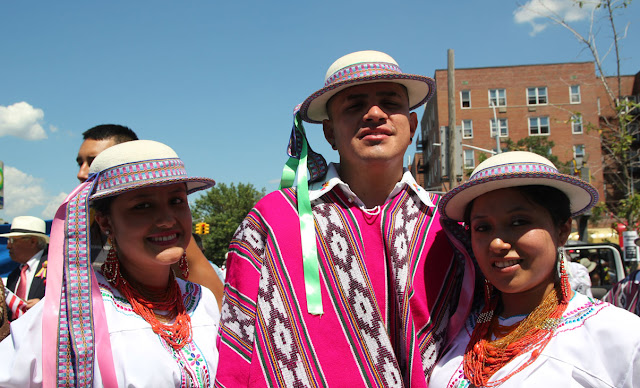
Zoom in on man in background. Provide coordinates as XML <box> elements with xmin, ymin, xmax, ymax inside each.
<box><xmin>76</xmin><ymin>124</ymin><xmax>139</xmax><ymax>183</ymax></box>
<box><xmin>0</xmin><ymin>216</ymin><xmax>49</xmax><ymax>319</ymax></box>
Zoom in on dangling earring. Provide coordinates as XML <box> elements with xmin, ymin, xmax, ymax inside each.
<box><xmin>483</xmin><ymin>278</ymin><xmax>494</xmax><ymax>305</ymax></box>
<box><xmin>179</xmin><ymin>252</ymin><xmax>189</xmax><ymax>279</ymax></box>
<box><xmin>102</xmin><ymin>232</ymin><xmax>123</xmax><ymax>286</ymax></box>
<box><xmin>557</xmin><ymin>250</ymin><xmax>571</xmax><ymax>302</ymax></box>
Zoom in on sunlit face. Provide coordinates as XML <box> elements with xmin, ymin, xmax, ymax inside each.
<box><xmin>469</xmin><ymin>188</ymin><xmax>571</xmax><ymax>297</ymax></box>
<box><xmin>95</xmin><ymin>183</ymin><xmax>192</xmax><ymax>280</ymax></box>
<box><xmin>322</xmin><ymin>82</ymin><xmax>417</xmax><ymax>167</ymax></box>
<box><xmin>76</xmin><ymin>138</ymin><xmax>116</xmax><ymax>182</ymax></box>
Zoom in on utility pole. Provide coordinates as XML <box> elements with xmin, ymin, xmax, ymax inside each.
<box><xmin>490</xmin><ymin>101</ymin><xmax>502</xmax><ymax>154</ymax></box>
<box><xmin>447</xmin><ymin>49</ymin><xmax>459</xmax><ymax>189</ymax></box>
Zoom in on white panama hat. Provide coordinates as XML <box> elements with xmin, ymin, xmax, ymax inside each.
<box><xmin>299</xmin><ymin>50</ymin><xmax>436</xmax><ymax>124</ymax></box>
<box><xmin>439</xmin><ymin>151</ymin><xmax>599</xmax><ymax>221</ymax></box>
<box><xmin>0</xmin><ymin>215</ymin><xmax>49</xmax><ymax>243</ymax></box>
<box><xmin>88</xmin><ymin>139</ymin><xmax>215</xmax><ymax>200</ymax></box>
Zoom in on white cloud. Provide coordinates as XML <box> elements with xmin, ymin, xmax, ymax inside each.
<box><xmin>49</xmin><ymin>125</ymin><xmax>59</xmax><ymax>133</ymax></box>
<box><xmin>41</xmin><ymin>192</ymin><xmax>69</xmax><ymax>220</ymax></box>
<box><xmin>0</xmin><ymin>102</ymin><xmax>47</xmax><ymax>140</ymax></box>
<box><xmin>1</xmin><ymin>166</ymin><xmax>47</xmax><ymax>219</ymax></box>
<box><xmin>514</xmin><ymin>0</ymin><xmax>596</xmax><ymax>36</ymax></box>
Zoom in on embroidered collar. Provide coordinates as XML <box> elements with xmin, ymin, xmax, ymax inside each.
<box><xmin>308</xmin><ymin>163</ymin><xmax>435</xmax><ymax>208</ymax></box>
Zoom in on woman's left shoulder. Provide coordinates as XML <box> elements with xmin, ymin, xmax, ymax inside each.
<box><xmin>560</xmin><ymin>292</ymin><xmax>640</xmax><ymax>336</ymax></box>
<box><xmin>178</xmin><ymin>279</ymin><xmax>220</xmax><ymax>318</ymax></box>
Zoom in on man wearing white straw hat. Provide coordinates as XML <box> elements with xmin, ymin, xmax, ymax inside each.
<box><xmin>216</xmin><ymin>51</ymin><xmax>474</xmax><ymax>387</ymax></box>
<box><xmin>1</xmin><ymin>216</ymin><xmax>49</xmax><ymax>318</ymax></box>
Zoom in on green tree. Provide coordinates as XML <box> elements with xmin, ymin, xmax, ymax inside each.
<box><xmin>191</xmin><ymin>182</ymin><xmax>266</xmax><ymax>266</ymax></box>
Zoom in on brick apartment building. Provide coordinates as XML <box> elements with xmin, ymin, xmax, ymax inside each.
<box><xmin>418</xmin><ymin>61</ymin><xmax>611</xmax><ymax>200</ymax></box>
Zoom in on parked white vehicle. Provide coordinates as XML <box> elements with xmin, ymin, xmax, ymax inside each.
<box><xmin>562</xmin><ymin>243</ymin><xmax>626</xmax><ymax>299</ymax></box>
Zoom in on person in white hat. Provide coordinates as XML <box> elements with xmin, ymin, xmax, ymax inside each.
<box><xmin>215</xmin><ymin>51</ymin><xmax>474</xmax><ymax>387</ymax></box>
<box><xmin>429</xmin><ymin>151</ymin><xmax>640</xmax><ymax>387</ymax></box>
<box><xmin>0</xmin><ymin>140</ymin><xmax>220</xmax><ymax>387</ymax></box>
<box><xmin>0</xmin><ymin>216</ymin><xmax>49</xmax><ymax>318</ymax></box>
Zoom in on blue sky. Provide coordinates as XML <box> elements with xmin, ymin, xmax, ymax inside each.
<box><xmin>1</xmin><ymin>0</ymin><xmax>638</xmax><ymax>221</ymax></box>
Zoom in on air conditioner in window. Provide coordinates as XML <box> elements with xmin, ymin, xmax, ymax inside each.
<box><xmin>528</xmin><ymin>106</ymin><xmax>536</xmax><ymax>112</ymax></box>
<box><xmin>498</xmin><ymin>107</ymin><xmax>507</xmax><ymax>113</ymax></box>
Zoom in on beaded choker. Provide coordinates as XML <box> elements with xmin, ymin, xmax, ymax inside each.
<box><xmin>463</xmin><ymin>273</ymin><xmax>571</xmax><ymax>387</ymax></box>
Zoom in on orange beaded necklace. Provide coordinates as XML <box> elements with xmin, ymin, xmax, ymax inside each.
<box><xmin>463</xmin><ymin>268</ymin><xmax>571</xmax><ymax>387</ymax></box>
<box><xmin>102</xmin><ymin>248</ymin><xmax>192</xmax><ymax>351</ymax></box>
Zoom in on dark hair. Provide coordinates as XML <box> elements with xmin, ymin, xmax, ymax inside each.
<box><xmin>463</xmin><ymin>185</ymin><xmax>571</xmax><ymax>227</ymax></box>
<box><xmin>82</xmin><ymin>124</ymin><xmax>138</xmax><ymax>145</ymax></box>
<box><xmin>91</xmin><ymin>196</ymin><xmax>114</xmax><ymax>215</ymax></box>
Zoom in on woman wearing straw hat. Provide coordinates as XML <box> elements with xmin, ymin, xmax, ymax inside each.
<box><xmin>0</xmin><ymin>140</ymin><xmax>220</xmax><ymax>387</ymax></box>
<box><xmin>429</xmin><ymin>151</ymin><xmax>640</xmax><ymax>387</ymax></box>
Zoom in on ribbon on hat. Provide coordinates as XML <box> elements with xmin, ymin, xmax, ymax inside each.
<box><xmin>285</xmin><ymin>107</ymin><xmax>328</xmax><ymax>183</ymax></box>
<box><xmin>280</xmin><ymin>105</ymin><xmax>326</xmax><ymax>315</ymax></box>
<box><xmin>42</xmin><ymin>175</ymin><xmax>117</xmax><ymax>388</ymax></box>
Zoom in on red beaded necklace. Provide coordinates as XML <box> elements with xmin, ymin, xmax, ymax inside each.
<box><xmin>102</xmin><ymin>254</ymin><xmax>192</xmax><ymax>351</ymax></box>
<box><xmin>463</xmin><ymin>272</ymin><xmax>571</xmax><ymax>387</ymax></box>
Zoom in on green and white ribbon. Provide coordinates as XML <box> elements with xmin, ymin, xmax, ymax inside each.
<box><xmin>280</xmin><ymin>112</ymin><xmax>323</xmax><ymax>315</ymax></box>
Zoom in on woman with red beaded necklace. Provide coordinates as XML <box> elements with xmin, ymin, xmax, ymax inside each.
<box><xmin>0</xmin><ymin>140</ymin><xmax>220</xmax><ymax>387</ymax></box>
<box><xmin>429</xmin><ymin>151</ymin><xmax>640</xmax><ymax>387</ymax></box>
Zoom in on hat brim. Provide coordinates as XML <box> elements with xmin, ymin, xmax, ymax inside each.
<box><xmin>0</xmin><ymin>231</ymin><xmax>50</xmax><ymax>243</ymax></box>
<box><xmin>300</xmin><ymin>74</ymin><xmax>435</xmax><ymax>124</ymax></box>
<box><xmin>440</xmin><ymin>171</ymin><xmax>599</xmax><ymax>222</ymax></box>
<box><xmin>89</xmin><ymin>177</ymin><xmax>215</xmax><ymax>201</ymax></box>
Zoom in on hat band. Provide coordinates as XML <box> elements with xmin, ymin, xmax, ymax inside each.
<box><xmin>324</xmin><ymin>62</ymin><xmax>402</xmax><ymax>87</ymax></box>
<box><xmin>95</xmin><ymin>158</ymin><xmax>187</xmax><ymax>194</ymax></box>
<box><xmin>471</xmin><ymin>162</ymin><xmax>558</xmax><ymax>181</ymax></box>
<box><xmin>9</xmin><ymin>228</ymin><xmax>46</xmax><ymax>234</ymax></box>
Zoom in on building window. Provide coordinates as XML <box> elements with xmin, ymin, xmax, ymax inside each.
<box><xmin>461</xmin><ymin>90</ymin><xmax>471</xmax><ymax>108</ymax></box>
<box><xmin>527</xmin><ymin>87</ymin><xmax>548</xmax><ymax>105</ymax></box>
<box><xmin>574</xmin><ymin>144</ymin><xmax>585</xmax><ymax>159</ymax></box>
<box><xmin>572</xmin><ymin>114</ymin><xmax>583</xmax><ymax>134</ymax></box>
<box><xmin>462</xmin><ymin>120</ymin><xmax>473</xmax><ymax>138</ymax></box>
<box><xmin>490</xmin><ymin>118</ymin><xmax>509</xmax><ymax>137</ymax></box>
<box><xmin>464</xmin><ymin>149</ymin><xmax>475</xmax><ymax>168</ymax></box>
<box><xmin>529</xmin><ymin>117</ymin><xmax>550</xmax><ymax>135</ymax></box>
<box><xmin>489</xmin><ymin>89</ymin><xmax>507</xmax><ymax>107</ymax></box>
<box><xmin>570</xmin><ymin>85</ymin><xmax>581</xmax><ymax>104</ymax></box>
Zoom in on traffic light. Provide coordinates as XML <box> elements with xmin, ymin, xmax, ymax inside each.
<box><xmin>202</xmin><ymin>223</ymin><xmax>210</xmax><ymax>234</ymax></box>
<box><xmin>195</xmin><ymin>222</ymin><xmax>203</xmax><ymax>234</ymax></box>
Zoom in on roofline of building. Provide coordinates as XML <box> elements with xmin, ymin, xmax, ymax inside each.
<box><xmin>434</xmin><ymin>61</ymin><xmax>595</xmax><ymax>73</ymax></box>
<box><xmin>433</xmin><ymin>61</ymin><xmax>638</xmax><ymax>79</ymax></box>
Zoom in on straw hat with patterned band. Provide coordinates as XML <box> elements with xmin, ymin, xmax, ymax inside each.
<box><xmin>0</xmin><ymin>216</ymin><xmax>49</xmax><ymax>243</ymax></box>
<box><xmin>439</xmin><ymin>151</ymin><xmax>599</xmax><ymax>222</ymax></box>
<box><xmin>41</xmin><ymin>139</ymin><xmax>215</xmax><ymax>387</ymax></box>
<box><xmin>88</xmin><ymin>139</ymin><xmax>215</xmax><ymax>201</ymax></box>
<box><xmin>299</xmin><ymin>50</ymin><xmax>436</xmax><ymax>123</ymax></box>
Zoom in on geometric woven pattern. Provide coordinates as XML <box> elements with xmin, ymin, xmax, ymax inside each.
<box><xmin>57</xmin><ymin>178</ymin><xmax>97</xmax><ymax>387</ymax></box>
<box><xmin>91</xmin><ymin>158</ymin><xmax>187</xmax><ymax>199</ymax></box>
<box><xmin>215</xmin><ymin>184</ymin><xmax>469</xmax><ymax>387</ymax></box>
